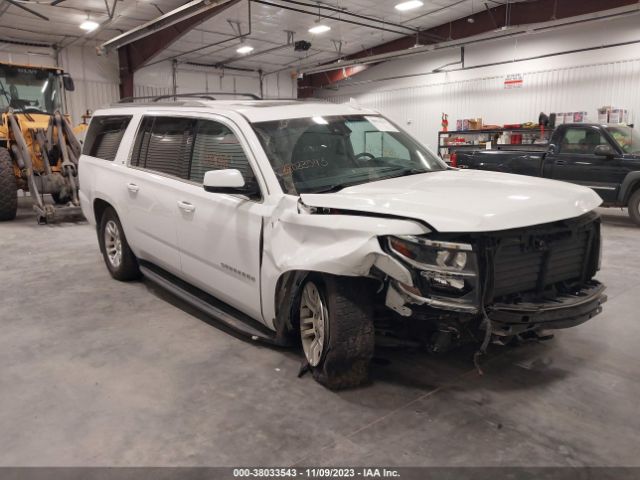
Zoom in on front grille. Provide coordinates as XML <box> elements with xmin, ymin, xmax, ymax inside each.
<box><xmin>492</xmin><ymin>218</ymin><xmax>598</xmax><ymax>300</ymax></box>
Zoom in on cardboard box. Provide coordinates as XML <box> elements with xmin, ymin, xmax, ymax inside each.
<box><xmin>598</xmin><ymin>106</ymin><xmax>611</xmax><ymax>124</ymax></box>
<box><xmin>609</xmin><ymin>108</ymin><xmax>628</xmax><ymax>124</ymax></box>
<box><xmin>573</xmin><ymin>111</ymin><xmax>588</xmax><ymax>123</ymax></box>
<box><xmin>468</xmin><ymin>118</ymin><xmax>483</xmax><ymax>130</ymax></box>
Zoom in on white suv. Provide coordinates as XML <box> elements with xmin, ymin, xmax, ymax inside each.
<box><xmin>79</xmin><ymin>98</ymin><xmax>606</xmax><ymax>389</ymax></box>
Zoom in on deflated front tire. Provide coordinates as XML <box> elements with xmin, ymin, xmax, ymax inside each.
<box><xmin>298</xmin><ymin>274</ymin><xmax>375</xmax><ymax>390</ymax></box>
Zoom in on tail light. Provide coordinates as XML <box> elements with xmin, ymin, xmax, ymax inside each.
<box><xmin>450</xmin><ymin>151</ymin><xmax>458</xmax><ymax>168</ymax></box>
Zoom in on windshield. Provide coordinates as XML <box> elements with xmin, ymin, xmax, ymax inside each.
<box><xmin>0</xmin><ymin>64</ymin><xmax>63</xmax><ymax>114</ymax></box>
<box><xmin>252</xmin><ymin>114</ymin><xmax>446</xmax><ymax>195</ymax></box>
<box><xmin>606</xmin><ymin>125</ymin><xmax>640</xmax><ymax>154</ymax></box>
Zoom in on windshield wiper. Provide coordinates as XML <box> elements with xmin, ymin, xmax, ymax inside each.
<box><xmin>305</xmin><ymin>183</ymin><xmax>350</xmax><ymax>194</ymax></box>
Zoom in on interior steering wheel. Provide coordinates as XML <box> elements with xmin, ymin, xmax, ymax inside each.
<box><xmin>355</xmin><ymin>152</ymin><xmax>376</xmax><ymax>161</ymax></box>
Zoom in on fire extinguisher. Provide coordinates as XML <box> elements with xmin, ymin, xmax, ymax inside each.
<box><xmin>442</xmin><ymin>113</ymin><xmax>449</xmax><ymax>132</ymax></box>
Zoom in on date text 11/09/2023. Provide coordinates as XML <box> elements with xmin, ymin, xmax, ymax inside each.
<box><xmin>232</xmin><ymin>468</ymin><xmax>401</xmax><ymax>478</ymax></box>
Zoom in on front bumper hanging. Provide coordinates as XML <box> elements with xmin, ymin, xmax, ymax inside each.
<box><xmin>488</xmin><ymin>282</ymin><xmax>607</xmax><ymax>335</ymax></box>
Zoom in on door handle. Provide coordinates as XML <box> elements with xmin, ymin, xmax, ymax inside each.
<box><xmin>177</xmin><ymin>200</ymin><xmax>196</xmax><ymax>213</ymax></box>
<box><xmin>127</xmin><ymin>183</ymin><xmax>140</xmax><ymax>193</ymax></box>
<box><xmin>555</xmin><ymin>160</ymin><xmax>567</xmax><ymax>166</ymax></box>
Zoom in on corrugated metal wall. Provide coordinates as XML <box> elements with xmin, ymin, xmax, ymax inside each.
<box><xmin>324</xmin><ymin>58</ymin><xmax>640</xmax><ymax>150</ymax></box>
<box><xmin>68</xmin><ymin>80</ymin><xmax>120</xmax><ymax>125</ymax></box>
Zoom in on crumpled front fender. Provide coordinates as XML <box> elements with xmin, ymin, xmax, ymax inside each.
<box><xmin>260</xmin><ymin>196</ymin><xmax>429</xmax><ymax>329</ymax></box>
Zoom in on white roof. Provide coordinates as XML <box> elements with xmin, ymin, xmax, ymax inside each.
<box><xmin>96</xmin><ymin>100</ymin><xmax>379</xmax><ymax>123</ymax></box>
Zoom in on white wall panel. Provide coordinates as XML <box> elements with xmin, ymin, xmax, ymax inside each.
<box><xmin>320</xmin><ymin>13</ymin><xmax>640</xmax><ymax>150</ymax></box>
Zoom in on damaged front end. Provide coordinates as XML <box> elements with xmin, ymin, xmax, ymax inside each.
<box><xmin>380</xmin><ymin>211</ymin><xmax>606</xmax><ymax>345</ymax></box>
<box><xmin>266</xmin><ymin>197</ymin><xmax>605</xmax><ymax>355</ymax></box>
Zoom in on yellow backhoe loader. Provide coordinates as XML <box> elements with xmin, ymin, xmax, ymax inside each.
<box><xmin>0</xmin><ymin>62</ymin><xmax>85</xmax><ymax>224</ymax></box>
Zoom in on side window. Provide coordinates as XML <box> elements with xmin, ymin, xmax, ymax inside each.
<box><xmin>190</xmin><ymin>120</ymin><xmax>257</xmax><ymax>188</ymax></box>
<box><xmin>83</xmin><ymin>115</ymin><xmax>132</xmax><ymax>161</ymax></box>
<box><xmin>130</xmin><ymin>116</ymin><xmax>196</xmax><ymax>179</ymax></box>
<box><xmin>560</xmin><ymin>128</ymin><xmax>609</xmax><ymax>155</ymax></box>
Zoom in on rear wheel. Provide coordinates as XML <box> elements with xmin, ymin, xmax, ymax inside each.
<box><xmin>298</xmin><ymin>275</ymin><xmax>375</xmax><ymax>390</ymax></box>
<box><xmin>628</xmin><ymin>190</ymin><xmax>640</xmax><ymax>227</ymax></box>
<box><xmin>0</xmin><ymin>149</ymin><xmax>17</xmax><ymax>221</ymax></box>
<box><xmin>98</xmin><ymin>207</ymin><xmax>141</xmax><ymax>281</ymax></box>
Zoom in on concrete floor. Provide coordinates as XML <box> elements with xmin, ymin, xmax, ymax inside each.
<box><xmin>1</xmin><ymin>197</ymin><xmax>639</xmax><ymax>467</ymax></box>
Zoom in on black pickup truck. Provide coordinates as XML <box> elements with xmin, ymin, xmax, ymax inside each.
<box><xmin>454</xmin><ymin>123</ymin><xmax>640</xmax><ymax>226</ymax></box>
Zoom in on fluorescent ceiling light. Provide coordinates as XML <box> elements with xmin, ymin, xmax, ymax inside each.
<box><xmin>308</xmin><ymin>24</ymin><xmax>331</xmax><ymax>34</ymax></box>
<box><xmin>395</xmin><ymin>0</ymin><xmax>423</xmax><ymax>11</ymax></box>
<box><xmin>80</xmin><ymin>20</ymin><xmax>99</xmax><ymax>32</ymax></box>
<box><xmin>236</xmin><ymin>45</ymin><xmax>254</xmax><ymax>54</ymax></box>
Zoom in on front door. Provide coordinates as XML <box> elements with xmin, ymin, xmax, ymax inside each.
<box><xmin>175</xmin><ymin>118</ymin><xmax>267</xmax><ymax>322</ymax></box>
<box><xmin>548</xmin><ymin>126</ymin><xmax>624</xmax><ymax>203</ymax></box>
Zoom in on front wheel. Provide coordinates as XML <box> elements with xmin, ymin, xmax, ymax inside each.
<box><xmin>98</xmin><ymin>207</ymin><xmax>141</xmax><ymax>281</ymax></box>
<box><xmin>0</xmin><ymin>149</ymin><xmax>17</xmax><ymax>221</ymax></box>
<box><xmin>298</xmin><ymin>275</ymin><xmax>375</xmax><ymax>390</ymax></box>
<box><xmin>628</xmin><ymin>190</ymin><xmax>640</xmax><ymax>227</ymax></box>
<box><xmin>51</xmin><ymin>192</ymin><xmax>71</xmax><ymax>205</ymax></box>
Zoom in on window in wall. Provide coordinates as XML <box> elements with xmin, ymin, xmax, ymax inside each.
<box><xmin>560</xmin><ymin>128</ymin><xmax>609</xmax><ymax>155</ymax></box>
<box><xmin>190</xmin><ymin>120</ymin><xmax>257</xmax><ymax>189</ymax></box>
<box><xmin>83</xmin><ymin>115</ymin><xmax>132</xmax><ymax>161</ymax></box>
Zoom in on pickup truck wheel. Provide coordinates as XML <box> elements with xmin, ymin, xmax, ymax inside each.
<box><xmin>98</xmin><ymin>207</ymin><xmax>141</xmax><ymax>281</ymax></box>
<box><xmin>298</xmin><ymin>275</ymin><xmax>375</xmax><ymax>390</ymax></box>
<box><xmin>628</xmin><ymin>190</ymin><xmax>640</xmax><ymax>227</ymax></box>
<box><xmin>0</xmin><ymin>149</ymin><xmax>18</xmax><ymax>221</ymax></box>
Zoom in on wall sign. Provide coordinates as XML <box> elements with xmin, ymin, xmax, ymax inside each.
<box><xmin>504</xmin><ymin>73</ymin><xmax>524</xmax><ymax>89</ymax></box>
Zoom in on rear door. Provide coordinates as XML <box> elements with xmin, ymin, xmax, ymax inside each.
<box><xmin>124</xmin><ymin>115</ymin><xmax>196</xmax><ymax>274</ymax></box>
<box><xmin>175</xmin><ymin>116</ymin><xmax>267</xmax><ymax>322</ymax></box>
<box><xmin>547</xmin><ymin>126</ymin><xmax>624</xmax><ymax>202</ymax></box>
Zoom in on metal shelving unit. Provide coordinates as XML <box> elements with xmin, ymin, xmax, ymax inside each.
<box><xmin>438</xmin><ymin>127</ymin><xmax>551</xmax><ymax>159</ymax></box>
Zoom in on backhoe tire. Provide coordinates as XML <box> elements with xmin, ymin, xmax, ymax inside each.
<box><xmin>297</xmin><ymin>274</ymin><xmax>375</xmax><ymax>390</ymax></box>
<box><xmin>628</xmin><ymin>190</ymin><xmax>640</xmax><ymax>227</ymax></box>
<box><xmin>51</xmin><ymin>192</ymin><xmax>71</xmax><ymax>205</ymax></box>
<box><xmin>98</xmin><ymin>207</ymin><xmax>141</xmax><ymax>281</ymax></box>
<box><xmin>0</xmin><ymin>149</ymin><xmax>18</xmax><ymax>221</ymax></box>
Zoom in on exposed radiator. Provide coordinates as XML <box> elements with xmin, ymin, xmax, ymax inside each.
<box><xmin>492</xmin><ymin>225</ymin><xmax>595</xmax><ymax>300</ymax></box>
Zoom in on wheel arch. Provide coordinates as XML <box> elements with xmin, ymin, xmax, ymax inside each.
<box><xmin>272</xmin><ymin>270</ymin><xmax>310</xmax><ymax>339</ymax></box>
<box><xmin>93</xmin><ymin>197</ymin><xmax>112</xmax><ymax>229</ymax></box>
<box><xmin>272</xmin><ymin>269</ymin><xmax>381</xmax><ymax>340</ymax></box>
<box><xmin>619</xmin><ymin>172</ymin><xmax>640</xmax><ymax>204</ymax></box>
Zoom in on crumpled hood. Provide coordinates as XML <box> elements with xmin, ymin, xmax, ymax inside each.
<box><xmin>300</xmin><ymin>169</ymin><xmax>602</xmax><ymax>232</ymax></box>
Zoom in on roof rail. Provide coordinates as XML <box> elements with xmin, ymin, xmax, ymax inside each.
<box><xmin>117</xmin><ymin>92</ymin><xmax>261</xmax><ymax>103</ymax></box>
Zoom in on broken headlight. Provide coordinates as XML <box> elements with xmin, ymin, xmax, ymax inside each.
<box><xmin>387</xmin><ymin>235</ymin><xmax>478</xmax><ymax>297</ymax></box>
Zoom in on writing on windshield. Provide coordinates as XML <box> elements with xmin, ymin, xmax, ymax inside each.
<box><xmin>252</xmin><ymin>115</ymin><xmax>446</xmax><ymax>195</ymax></box>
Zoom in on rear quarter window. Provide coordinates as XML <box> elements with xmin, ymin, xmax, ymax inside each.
<box><xmin>83</xmin><ymin>115</ymin><xmax>132</xmax><ymax>161</ymax></box>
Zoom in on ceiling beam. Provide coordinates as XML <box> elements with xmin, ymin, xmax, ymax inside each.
<box><xmin>298</xmin><ymin>0</ymin><xmax>640</xmax><ymax>95</ymax></box>
<box><xmin>116</xmin><ymin>0</ymin><xmax>241</xmax><ymax>99</ymax></box>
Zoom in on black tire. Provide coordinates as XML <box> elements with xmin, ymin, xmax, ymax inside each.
<box><xmin>51</xmin><ymin>192</ymin><xmax>71</xmax><ymax>205</ymax></box>
<box><xmin>298</xmin><ymin>275</ymin><xmax>375</xmax><ymax>390</ymax></box>
<box><xmin>98</xmin><ymin>207</ymin><xmax>141</xmax><ymax>281</ymax></box>
<box><xmin>0</xmin><ymin>148</ymin><xmax>17</xmax><ymax>221</ymax></box>
<box><xmin>628</xmin><ymin>190</ymin><xmax>640</xmax><ymax>227</ymax></box>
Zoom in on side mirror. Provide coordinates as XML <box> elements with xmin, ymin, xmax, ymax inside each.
<box><xmin>203</xmin><ymin>169</ymin><xmax>260</xmax><ymax>198</ymax></box>
<box><xmin>62</xmin><ymin>74</ymin><xmax>75</xmax><ymax>92</ymax></box>
<box><xmin>594</xmin><ymin>144</ymin><xmax>615</xmax><ymax>158</ymax></box>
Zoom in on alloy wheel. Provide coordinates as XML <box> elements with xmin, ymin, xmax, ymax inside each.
<box><xmin>299</xmin><ymin>281</ymin><xmax>328</xmax><ymax>367</ymax></box>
